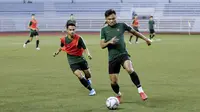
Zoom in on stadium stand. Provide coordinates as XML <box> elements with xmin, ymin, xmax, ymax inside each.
<box><xmin>0</xmin><ymin>0</ymin><xmax>199</xmax><ymax>32</ymax></box>
<box><xmin>164</xmin><ymin>2</ymin><xmax>200</xmax><ymax>16</ymax></box>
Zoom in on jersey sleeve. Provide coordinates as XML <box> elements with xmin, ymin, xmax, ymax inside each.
<box><xmin>29</xmin><ymin>21</ymin><xmax>33</xmax><ymax>26</ymax></box>
<box><xmin>78</xmin><ymin>37</ymin><xmax>86</xmax><ymax>49</ymax></box>
<box><xmin>123</xmin><ymin>22</ymin><xmax>132</xmax><ymax>32</ymax></box>
<box><xmin>60</xmin><ymin>42</ymin><xmax>64</xmax><ymax>47</ymax></box>
<box><xmin>60</xmin><ymin>37</ymin><xmax>65</xmax><ymax>47</ymax></box>
<box><xmin>100</xmin><ymin>28</ymin><xmax>106</xmax><ymax>40</ymax></box>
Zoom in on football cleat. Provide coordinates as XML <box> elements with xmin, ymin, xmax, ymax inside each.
<box><xmin>140</xmin><ymin>92</ymin><xmax>148</xmax><ymax>101</ymax></box>
<box><xmin>89</xmin><ymin>89</ymin><xmax>96</xmax><ymax>96</ymax></box>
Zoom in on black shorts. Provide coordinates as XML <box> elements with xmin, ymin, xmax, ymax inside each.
<box><xmin>109</xmin><ymin>54</ymin><xmax>130</xmax><ymax>74</ymax></box>
<box><xmin>149</xmin><ymin>29</ymin><xmax>155</xmax><ymax>34</ymax></box>
<box><xmin>133</xmin><ymin>27</ymin><xmax>139</xmax><ymax>32</ymax></box>
<box><xmin>70</xmin><ymin>60</ymin><xmax>89</xmax><ymax>73</ymax></box>
<box><xmin>30</xmin><ymin>30</ymin><xmax>39</xmax><ymax>37</ymax></box>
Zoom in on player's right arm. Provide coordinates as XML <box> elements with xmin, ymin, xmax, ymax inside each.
<box><xmin>100</xmin><ymin>28</ymin><xmax>118</xmax><ymax>49</ymax></box>
<box><xmin>28</xmin><ymin>21</ymin><xmax>33</xmax><ymax>30</ymax></box>
<box><xmin>53</xmin><ymin>42</ymin><xmax>64</xmax><ymax>57</ymax></box>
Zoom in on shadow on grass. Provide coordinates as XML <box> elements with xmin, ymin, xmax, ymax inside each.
<box><xmin>129</xmin><ymin>96</ymin><xmax>179</xmax><ymax>108</ymax></box>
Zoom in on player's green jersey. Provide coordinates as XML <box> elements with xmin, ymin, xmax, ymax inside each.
<box><xmin>148</xmin><ymin>20</ymin><xmax>155</xmax><ymax>30</ymax></box>
<box><xmin>64</xmin><ymin>36</ymin><xmax>86</xmax><ymax>65</ymax></box>
<box><xmin>100</xmin><ymin>23</ymin><xmax>132</xmax><ymax>61</ymax></box>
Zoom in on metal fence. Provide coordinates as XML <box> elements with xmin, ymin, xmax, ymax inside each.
<box><xmin>0</xmin><ymin>17</ymin><xmax>198</xmax><ymax>32</ymax></box>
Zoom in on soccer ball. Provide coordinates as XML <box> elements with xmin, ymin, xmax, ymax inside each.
<box><xmin>106</xmin><ymin>97</ymin><xmax>120</xmax><ymax>110</ymax></box>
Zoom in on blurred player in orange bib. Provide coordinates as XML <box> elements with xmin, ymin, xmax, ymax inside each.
<box><xmin>129</xmin><ymin>14</ymin><xmax>140</xmax><ymax>44</ymax></box>
<box><xmin>23</xmin><ymin>14</ymin><xmax>40</xmax><ymax>50</ymax></box>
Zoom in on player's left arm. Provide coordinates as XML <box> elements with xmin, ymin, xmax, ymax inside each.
<box><xmin>153</xmin><ymin>20</ymin><xmax>156</xmax><ymax>28</ymax></box>
<box><xmin>36</xmin><ymin>27</ymin><xmax>39</xmax><ymax>31</ymax></box>
<box><xmin>79</xmin><ymin>37</ymin><xmax>92</xmax><ymax>60</ymax></box>
<box><xmin>36</xmin><ymin>20</ymin><xmax>39</xmax><ymax>31</ymax></box>
<box><xmin>123</xmin><ymin>23</ymin><xmax>151</xmax><ymax>46</ymax></box>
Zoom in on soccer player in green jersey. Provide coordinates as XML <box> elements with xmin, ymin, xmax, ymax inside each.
<box><xmin>148</xmin><ymin>16</ymin><xmax>156</xmax><ymax>40</ymax></box>
<box><xmin>100</xmin><ymin>9</ymin><xmax>151</xmax><ymax>102</ymax></box>
<box><xmin>53</xmin><ymin>20</ymin><xmax>96</xmax><ymax>96</ymax></box>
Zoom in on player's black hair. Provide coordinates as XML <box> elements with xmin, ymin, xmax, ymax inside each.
<box><xmin>150</xmin><ymin>16</ymin><xmax>153</xmax><ymax>18</ymax></box>
<box><xmin>65</xmin><ymin>20</ymin><xmax>76</xmax><ymax>28</ymax></box>
<box><xmin>105</xmin><ymin>9</ymin><xmax>116</xmax><ymax>17</ymax></box>
<box><xmin>31</xmin><ymin>14</ymin><xmax>35</xmax><ymax>16</ymax></box>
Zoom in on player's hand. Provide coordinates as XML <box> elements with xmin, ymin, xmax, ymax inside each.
<box><xmin>53</xmin><ymin>52</ymin><xmax>59</xmax><ymax>57</ymax></box>
<box><xmin>109</xmin><ymin>36</ymin><xmax>119</xmax><ymax>44</ymax></box>
<box><xmin>88</xmin><ymin>54</ymin><xmax>92</xmax><ymax>60</ymax></box>
<box><xmin>145</xmin><ymin>38</ymin><xmax>152</xmax><ymax>46</ymax></box>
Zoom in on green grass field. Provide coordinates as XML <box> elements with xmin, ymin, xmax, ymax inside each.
<box><xmin>0</xmin><ymin>34</ymin><xmax>200</xmax><ymax>112</ymax></box>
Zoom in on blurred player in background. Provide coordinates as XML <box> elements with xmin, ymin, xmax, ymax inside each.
<box><xmin>148</xmin><ymin>16</ymin><xmax>156</xmax><ymax>40</ymax></box>
<box><xmin>129</xmin><ymin>14</ymin><xmax>140</xmax><ymax>44</ymax></box>
<box><xmin>23</xmin><ymin>14</ymin><xmax>40</xmax><ymax>50</ymax></box>
<box><xmin>62</xmin><ymin>14</ymin><xmax>77</xmax><ymax>33</ymax></box>
<box><xmin>69</xmin><ymin>14</ymin><xmax>76</xmax><ymax>24</ymax></box>
<box><xmin>100</xmin><ymin>9</ymin><xmax>151</xmax><ymax>103</ymax></box>
<box><xmin>53</xmin><ymin>20</ymin><xmax>96</xmax><ymax>96</ymax></box>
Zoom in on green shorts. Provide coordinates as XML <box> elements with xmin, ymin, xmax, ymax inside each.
<box><xmin>69</xmin><ymin>60</ymin><xmax>89</xmax><ymax>73</ymax></box>
<box><xmin>30</xmin><ymin>30</ymin><xmax>39</xmax><ymax>37</ymax></box>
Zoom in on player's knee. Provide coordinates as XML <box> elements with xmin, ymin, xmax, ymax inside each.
<box><xmin>76</xmin><ymin>74</ymin><xmax>83</xmax><ymax>79</ymax></box>
<box><xmin>84</xmin><ymin>70</ymin><xmax>91</xmax><ymax>78</ymax></box>
<box><xmin>126</xmin><ymin>68</ymin><xmax>134</xmax><ymax>74</ymax></box>
<box><xmin>74</xmin><ymin>70</ymin><xmax>83</xmax><ymax>79</ymax></box>
<box><xmin>110</xmin><ymin>78</ymin><xmax>118</xmax><ymax>84</ymax></box>
<box><xmin>85</xmin><ymin>73</ymin><xmax>91</xmax><ymax>79</ymax></box>
<box><xmin>111</xmin><ymin>81</ymin><xmax>117</xmax><ymax>85</ymax></box>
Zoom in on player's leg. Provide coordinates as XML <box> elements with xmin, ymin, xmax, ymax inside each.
<box><xmin>129</xmin><ymin>34</ymin><xmax>133</xmax><ymax>44</ymax></box>
<box><xmin>109</xmin><ymin>59</ymin><xmax>122</xmax><ymax>102</ymax></box>
<box><xmin>83</xmin><ymin>69</ymin><xmax>92</xmax><ymax>85</ymax></box>
<box><xmin>135</xmin><ymin>37</ymin><xmax>139</xmax><ymax>43</ymax></box>
<box><xmin>122</xmin><ymin>56</ymin><xmax>148</xmax><ymax>101</ymax></box>
<box><xmin>81</xmin><ymin>60</ymin><xmax>92</xmax><ymax>85</ymax></box>
<box><xmin>81</xmin><ymin>60</ymin><xmax>96</xmax><ymax>95</ymax></box>
<box><xmin>83</xmin><ymin>69</ymin><xmax>96</xmax><ymax>95</ymax></box>
<box><xmin>149</xmin><ymin>29</ymin><xmax>152</xmax><ymax>40</ymax></box>
<box><xmin>71</xmin><ymin>63</ymin><xmax>95</xmax><ymax>96</ymax></box>
<box><xmin>35</xmin><ymin>31</ymin><xmax>40</xmax><ymax>50</ymax></box>
<box><xmin>150</xmin><ymin>29</ymin><xmax>155</xmax><ymax>40</ymax></box>
<box><xmin>23</xmin><ymin>32</ymin><xmax>33</xmax><ymax>48</ymax></box>
<box><xmin>151</xmin><ymin>29</ymin><xmax>155</xmax><ymax>39</ymax></box>
<box><xmin>135</xmin><ymin>28</ymin><xmax>139</xmax><ymax>43</ymax></box>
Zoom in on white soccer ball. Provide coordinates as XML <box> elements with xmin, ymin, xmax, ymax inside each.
<box><xmin>106</xmin><ymin>96</ymin><xmax>120</xmax><ymax>110</ymax></box>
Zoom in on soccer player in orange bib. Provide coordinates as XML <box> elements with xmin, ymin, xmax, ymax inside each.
<box><xmin>53</xmin><ymin>20</ymin><xmax>96</xmax><ymax>96</ymax></box>
<box><xmin>23</xmin><ymin>14</ymin><xmax>40</xmax><ymax>50</ymax></box>
<box><xmin>129</xmin><ymin>14</ymin><xmax>140</xmax><ymax>44</ymax></box>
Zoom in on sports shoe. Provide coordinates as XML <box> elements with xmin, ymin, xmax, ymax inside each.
<box><xmin>128</xmin><ymin>41</ymin><xmax>132</xmax><ymax>44</ymax></box>
<box><xmin>89</xmin><ymin>89</ymin><xmax>96</xmax><ymax>96</ymax></box>
<box><xmin>36</xmin><ymin>47</ymin><xmax>40</xmax><ymax>50</ymax></box>
<box><xmin>23</xmin><ymin>44</ymin><xmax>26</xmax><ymax>48</ymax></box>
<box><xmin>140</xmin><ymin>92</ymin><xmax>148</xmax><ymax>101</ymax></box>
<box><xmin>116</xmin><ymin>92</ymin><xmax>122</xmax><ymax>103</ymax></box>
